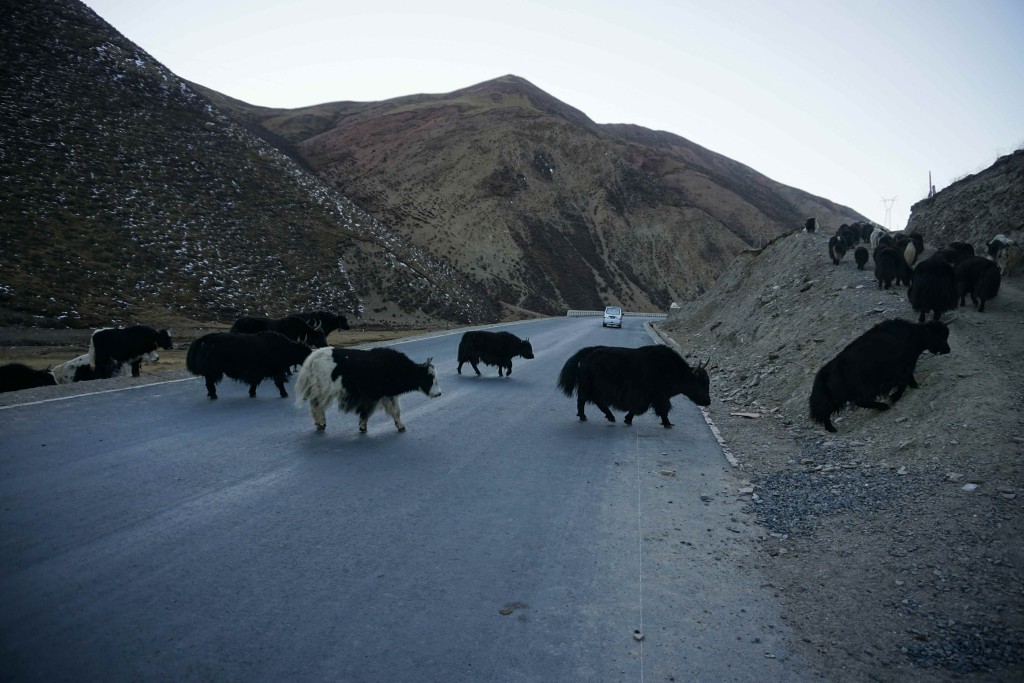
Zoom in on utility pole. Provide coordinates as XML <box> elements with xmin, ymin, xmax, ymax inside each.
<box><xmin>881</xmin><ymin>196</ymin><xmax>897</xmax><ymax>230</ymax></box>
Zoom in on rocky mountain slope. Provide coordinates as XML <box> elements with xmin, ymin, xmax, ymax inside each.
<box><xmin>658</xmin><ymin>205</ymin><xmax>1023</xmax><ymax>679</ymax></box>
<box><xmin>0</xmin><ymin>0</ymin><xmax>498</xmax><ymax>329</ymax></box>
<box><xmin>200</xmin><ymin>75</ymin><xmax>868</xmax><ymax>316</ymax></box>
<box><xmin>907</xmin><ymin>149</ymin><xmax>1024</xmax><ymax>249</ymax></box>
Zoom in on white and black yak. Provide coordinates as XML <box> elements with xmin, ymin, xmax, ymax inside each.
<box><xmin>987</xmin><ymin>234</ymin><xmax>1021</xmax><ymax>277</ymax></box>
<box><xmin>809</xmin><ymin>319</ymin><xmax>950</xmax><ymax>433</ymax></box>
<box><xmin>294</xmin><ymin>347</ymin><xmax>441</xmax><ymax>433</ymax></box>
<box><xmin>955</xmin><ymin>256</ymin><xmax>1001</xmax><ymax>312</ymax></box>
<box><xmin>828</xmin><ymin>235</ymin><xmax>848</xmax><ymax>265</ymax></box>
<box><xmin>0</xmin><ymin>363</ymin><xmax>56</xmax><ymax>393</ymax></box>
<box><xmin>230</xmin><ymin>315</ymin><xmax>328</xmax><ymax>347</ymax></box>
<box><xmin>556</xmin><ymin>345</ymin><xmax>710</xmax><ymax>428</ymax></box>
<box><xmin>186</xmin><ymin>331</ymin><xmax>313</xmax><ymax>399</ymax></box>
<box><xmin>90</xmin><ymin>326</ymin><xmax>173</xmax><ymax>379</ymax></box>
<box><xmin>457</xmin><ymin>330</ymin><xmax>534</xmax><ymax>377</ymax></box>
<box><xmin>54</xmin><ymin>351</ymin><xmax>159</xmax><ymax>384</ymax></box>
<box><xmin>907</xmin><ymin>256</ymin><xmax>958</xmax><ymax>322</ymax></box>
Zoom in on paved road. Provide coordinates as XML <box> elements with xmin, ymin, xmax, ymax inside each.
<box><xmin>0</xmin><ymin>317</ymin><xmax>811</xmax><ymax>681</ymax></box>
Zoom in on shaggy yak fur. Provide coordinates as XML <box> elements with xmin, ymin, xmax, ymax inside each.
<box><xmin>457</xmin><ymin>330</ymin><xmax>535</xmax><ymax>377</ymax></box>
<box><xmin>186</xmin><ymin>331</ymin><xmax>313</xmax><ymax>399</ymax></box>
<box><xmin>809</xmin><ymin>319</ymin><xmax>950</xmax><ymax>433</ymax></box>
<box><xmin>556</xmin><ymin>345</ymin><xmax>711</xmax><ymax>428</ymax></box>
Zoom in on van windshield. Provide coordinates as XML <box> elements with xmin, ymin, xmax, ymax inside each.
<box><xmin>605</xmin><ymin>307</ymin><xmax>621</xmax><ymax>315</ymax></box>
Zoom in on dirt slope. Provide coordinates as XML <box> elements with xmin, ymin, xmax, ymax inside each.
<box><xmin>659</xmin><ymin>230</ymin><xmax>1023</xmax><ymax>681</ymax></box>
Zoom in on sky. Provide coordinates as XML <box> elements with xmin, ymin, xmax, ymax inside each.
<box><xmin>84</xmin><ymin>0</ymin><xmax>1024</xmax><ymax>231</ymax></box>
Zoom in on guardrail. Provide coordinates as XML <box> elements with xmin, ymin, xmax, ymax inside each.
<box><xmin>566</xmin><ymin>310</ymin><xmax>668</xmax><ymax>318</ymax></box>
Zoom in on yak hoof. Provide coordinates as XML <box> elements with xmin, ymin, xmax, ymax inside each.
<box><xmin>207</xmin><ymin>394</ymin><xmax>217</xmax><ymax>400</ymax></box>
<box><xmin>315</xmin><ymin>424</ymin><xmax>326</xmax><ymax>431</ymax></box>
<box><xmin>397</xmin><ymin>426</ymin><xmax>406</xmax><ymax>433</ymax></box>
<box><xmin>578</xmin><ymin>415</ymin><xmax>587</xmax><ymax>422</ymax></box>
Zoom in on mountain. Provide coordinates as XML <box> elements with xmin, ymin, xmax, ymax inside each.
<box><xmin>0</xmin><ymin>0</ymin><xmax>498</xmax><ymax>328</ymax></box>
<box><xmin>906</xmin><ymin>149</ymin><xmax>1024</xmax><ymax>248</ymax></box>
<box><xmin>2</xmin><ymin>0</ymin><xmax>867</xmax><ymax>330</ymax></box>
<box><xmin>199</xmin><ymin>75</ymin><xmax>869</xmax><ymax>315</ymax></box>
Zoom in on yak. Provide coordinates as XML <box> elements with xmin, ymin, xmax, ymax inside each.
<box><xmin>854</xmin><ymin>246</ymin><xmax>869</xmax><ymax>271</ymax></box>
<box><xmin>186</xmin><ymin>331</ymin><xmax>313</xmax><ymax>399</ymax></box>
<box><xmin>457</xmin><ymin>330</ymin><xmax>534</xmax><ymax>377</ymax></box>
<box><xmin>955</xmin><ymin>256</ymin><xmax>1001</xmax><ymax>312</ymax></box>
<box><xmin>828</xmin><ymin>235</ymin><xmax>848</xmax><ymax>265</ymax></box>
<box><xmin>809</xmin><ymin>319</ymin><xmax>950</xmax><ymax>433</ymax></box>
<box><xmin>295</xmin><ymin>347</ymin><xmax>441</xmax><ymax>433</ymax></box>
<box><xmin>873</xmin><ymin>246</ymin><xmax>901</xmax><ymax>289</ymax></box>
<box><xmin>90</xmin><ymin>326</ymin><xmax>173</xmax><ymax>379</ymax></box>
<box><xmin>908</xmin><ymin>256</ymin><xmax>958</xmax><ymax>322</ymax></box>
<box><xmin>557</xmin><ymin>345</ymin><xmax>710</xmax><ymax>428</ymax></box>
<box><xmin>294</xmin><ymin>310</ymin><xmax>351</xmax><ymax>335</ymax></box>
<box><xmin>230</xmin><ymin>315</ymin><xmax>328</xmax><ymax>348</ymax></box>
<box><xmin>0</xmin><ymin>363</ymin><xmax>57</xmax><ymax>393</ymax></box>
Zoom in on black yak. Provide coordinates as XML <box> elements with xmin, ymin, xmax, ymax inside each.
<box><xmin>186</xmin><ymin>331</ymin><xmax>313</xmax><ymax>399</ymax></box>
<box><xmin>0</xmin><ymin>363</ymin><xmax>56</xmax><ymax>393</ymax></box>
<box><xmin>294</xmin><ymin>347</ymin><xmax>441</xmax><ymax>433</ymax></box>
<box><xmin>294</xmin><ymin>310</ymin><xmax>351</xmax><ymax>335</ymax></box>
<box><xmin>90</xmin><ymin>326</ymin><xmax>173</xmax><ymax>379</ymax></box>
<box><xmin>230</xmin><ymin>315</ymin><xmax>328</xmax><ymax>347</ymax></box>
<box><xmin>955</xmin><ymin>256</ymin><xmax>1001</xmax><ymax>312</ymax></box>
<box><xmin>809</xmin><ymin>319</ymin><xmax>950</xmax><ymax>433</ymax></box>
<box><xmin>804</xmin><ymin>217</ymin><xmax>817</xmax><ymax>233</ymax></box>
<box><xmin>907</xmin><ymin>256</ymin><xmax>958</xmax><ymax>322</ymax></box>
<box><xmin>873</xmin><ymin>246</ymin><xmax>901</xmax><ymax>289</ymax></box>
<box><xmin>854</xmin><ymin>246</ymin><xmax>869</xmax><ymax>270</ymax></box>
<box><xmin>556</xmin><ymin>345</ymin><xmax>710</xmax><ymax>428</ymax></box>
<box><xmin>457</xmin><ymin>330</ymin><xmax>534</xmax><ymax>377</ymax></box>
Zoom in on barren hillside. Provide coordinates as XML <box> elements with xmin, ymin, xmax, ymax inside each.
<box><xmin>0</xmin><ymin>0</ymin><xmax>498</xmax><ymax>329</ymax></box>
<box><xmin>202</xmin><ymin>76</ymin><xmax>868</xmax><ymax>316</ymax></box>
<box><xmin>659</xmin><ymin>229</ymin><xmax>1023</xmax><ymax>680</ymax></box>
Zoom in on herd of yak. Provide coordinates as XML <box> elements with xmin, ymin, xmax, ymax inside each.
<box><xmin>808</xmin><ymin>219</ymin><xmax>1019</xmax><ymax>432</ymax></box>
<box><xmin>0</xmin><ymin>311</ymin><xmax>712</xmax><ymax>435</ymax></box>
<box><xmin>1</xmin><ymin>224</ymin><xmax>1018</xmax><ymax>435</ymax></box>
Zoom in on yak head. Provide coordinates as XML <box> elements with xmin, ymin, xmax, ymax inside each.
<box><xmin>419</xmin><ymin>359</ymin><xmax>442</xmax><ymax>398</ymax></box>
<box><xmin>519</xmin><ymin>338</ymin><xmax>535</xmax><ymax>360</ymax></box>
<box><xmin>923</xmin><ymin>321</ymin><xmax>951</xmax><ymax>355</ymax></box>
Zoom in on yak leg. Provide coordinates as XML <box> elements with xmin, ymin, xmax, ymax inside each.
<box><xmin>248</xmin><ymin>381</ymin><xmax>260</xmax><ymax>398</ymax></box>
<box><xmin>653</xmin><ymin>397</ymin><xmax>674</xmax><ymax>428</ymax></box>
<box><xmin>978</xmin><ymin>298</ymin><xmax>986</xmax><ymax>313</ymax></box>
<box><xmin>823</xmin><ymin>416</ymin><xmax>837</xmax><ymax>433</ymax></box>
<box><xmin>918</xmin><ymin>311</ymin><xmax>927</xmax><ymax>323</ymax></box>
<box><xmin>204</xmin><ymin>373</ymin><xmax>220</xmax><ymax>400</ymax></box>
<box><xmin>457</xmin><ymin>361</ymin><xmax>464</xmax><ymax>375</ymax></box>
<box><xmin>381</xmin><ymin>396</ymin><xmax>405</xmax><ymax>432</ymax></box>
<box><xmin>576</xmin><ymin>397</ymin><xmax>588</xmax><ymax>422</ymax></box>
<box><xmin>908</xmin><ymin>374</ymin><xmax>919</xmax><ymax>389</ymax></box>
<box><xmin>358</xmin><ymin>402</ymin><xmax>378</xmax><ymax>433</ymax></box>
<box><xmin>890</xmin><ymin>384</ymin><xmax>908</xmax><ymax>404</ymax></box>
<box><xmin>596</xmin><ymin>403</ymin><xmax>616</xmax><ymax>423</ymax></box>
<box><xmin>130</xmin><ymin>359</ymin><xmax>142</xmax><ymax>377</ymax></box>
<box><xmin>855</xmin><ymin>400</ymin><xmax>890</xmax><ymax>411</ymax></box>
<box><xmin>505</xmin><ymin>361</ymin><xmax>512</xmax><ymax>377</ymax></box>
<box><xmin>471</xmin><ymin>360</ymin><xmax>481</xmax><ymax>377</ymax></box>
<box><xmin>273</xmin><ymin>374</ymin><xmax>289</xmax><ymax>398</ymax></box>
<box><xmin>309</xmin><ymin>398</ymin><xmax>327</xmax><ymax>431</ymax></box>
<box><xmin>497</xmin><ymin>364</ymin><xmax>504</xmax><ymax>377</ymax></box>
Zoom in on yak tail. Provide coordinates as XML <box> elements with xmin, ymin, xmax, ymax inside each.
<box><xmin>185</xmin><ymin>336</ymin><xmax>212</xmax><ymax>376</ymax></box>
<box><xmin>978</xmin><ymin>265</ymin><xmax>1001</xmax><ymax>300</ymax></box>
<box><xmin>557</xmin><ymin>347</ymin><xmax>597</xmax><ymax>397</ymax></box>
<box><xmin>293</xmin><ymin>348</ymin><xmax>337</xmax><ymax>410</ymax></box>
<box><xmin>807</xmin><ymin>367</ymin><xmax>836</xmax><ymax>426</ymax></box>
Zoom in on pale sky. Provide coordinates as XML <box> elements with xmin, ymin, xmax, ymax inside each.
<box><xmin>84</xmin><ymin>0</ymin><xmax>1023</xmax><ymax>231</ymax></box>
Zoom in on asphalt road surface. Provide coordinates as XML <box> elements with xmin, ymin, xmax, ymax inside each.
<box><xmin>1</xmin><ymin>316</ymin><xmax>811</xmax><ymax>681</ymax></box>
